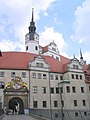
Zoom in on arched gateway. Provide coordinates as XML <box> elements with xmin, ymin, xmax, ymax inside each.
<box><xmin>9</xmin><ymin>97</ymin><xmax>24</xmax><ymax>114</ymax></box>
<box><xmin>4</xmin><ymin>76</ymin><xmax>29</xmax><ymax>114</ymax></box>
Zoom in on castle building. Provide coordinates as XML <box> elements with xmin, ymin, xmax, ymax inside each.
<box><xmin>0</xmin><ymin>9</ymin><xmax>90</xmax><ymax>120</ymax></box>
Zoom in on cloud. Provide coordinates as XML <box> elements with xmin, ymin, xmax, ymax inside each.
<box><xmin>74</xmin><ymin>0</ymin><xmax>90</xmax><ymax>43</ymax></box>
<box><xmin>39</xmin><ymin>27</ymin><xmax>67</xmax><ymax>55</ymax></box>
<box><xmin>0</xmin><ymin>39</ymin><xmax>25</xmax><ymax>52</ymax></box>
<box><xmin>83</xmin><ymin>51</ymin><xmax>90</xmax><ymax>64</ymax></box>
<box><xmin>0</xmin><ymin>0</ymin><xmax>56</xmax><ymax>51</ymax></box>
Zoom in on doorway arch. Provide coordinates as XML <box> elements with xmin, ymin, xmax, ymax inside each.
<box><xmin>9</xmin><ymin>97</ymin><xmax>24</xmax><ymax>114</ymax></box>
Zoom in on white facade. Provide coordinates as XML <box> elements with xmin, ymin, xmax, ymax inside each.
<box><xmin>25</xmin><ymin>32</ymin><xmax>39</xmax><ymax>54</ymax></box>
<box><xmin>41</xmin><ymin>41</ymin><xmax>60</xmax><ymax>61</ymax></box>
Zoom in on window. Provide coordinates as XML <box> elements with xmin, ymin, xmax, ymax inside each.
<box><xmin>0</xmin><ymin>72</ymin><xmax>5</xmax><ymax>77</ymax></box>
<box><xmin>43</xmin><ymin>74</ymin><xmax>47</xmax><ymax>79</ymax></box>
<box><xmin>52</xmin><ymin>47</ymin><xmax>56</xmax><ymax>51</ymax></box>
<box><xmin>74</xmin><ymin>100</ymin><xmax>77</xmax><ymax>106</ymax></box>
<box><xmin>54</xmin><ymin>101</ymin><xmax>58</xmax><ymax>107</ymax></box>
<box><xmin>33</xmin><ymin>86</ymin><xmax>38</xmax><ymax>93</ymax></box>
<box><xmin>56</xmin><ymin>57</ymin><xmax>59</xmax><ymax>60</ymax></box>
<box><xmin>81</xmin><ymin>87</ymin><xmax>84</xmax><ymax>93</ymax></box>
<box><xmin>66</xmin><ymin>86</ymin><xmax>70</xmax><ymax>93</ymax></box>
<box><xmin>37</xmin><ymin>73</ymin><xmax>42</xmax><ymax>79</ymax></box>
<box><xmin>33</xmin><ymin>101</ymin><xmax>38</xmax><ymax>108</ymax></box>
<box><xmin>42</xmin><ymin>87</ymin><xmax>46</xmax><ymax>93</ymax></box>
<box><xmin>75</xmin><ymin>112</ymin><xmax>78</xmax><ymax>116</ymax></box>
<box><xmin>80</xmin><ymin>75</ymin><xmax>82</xmax><ymax>80</ymax></box>
<box><xmin>76</xmin><ymin>65</ymin><xmax>78</xmax><ymax>69</ymax></box>
<box><xmin>56</xmin><ymin>87</ymin><xmax>59</xmax><ymax>94</ymax></box>
<box><xmin>51</xmin><ymin>87</ymin><xmax>54</xmax><ymax>94</ymax></box>
<box><xmin>50</xmin><ymin>74</ymin><xmax>54</xmax><ymax>80</ymax></box>
<box><xmin>82</xmin><ymin>100</ymin><xmax>86</xmax><ymax>106</ymax></box>
<box><xmin>55</xmin><ymin>75</ymin><xmax>58</xmax><ymax>80</ymax></box>
<box><xmin>43</xmin><ymin>101</ymin><xmax>47</xmax><ymax>108</ymax></box>
<box><xmin>71</xmin><ymin>74</ymin><xmax>74</xmax><ymax>79</ymax></box>
<box><xmin>35</xmin><ymin>46</ymin><xmax>38</xmax><ymax>50</ymax></box>
<box><xmin>22</xmin><ymin>72</ymin><xmax>26</xmax><ymax>78</ymax></box>
<box><xmin>87</xmin><ymin>76</ymin><xmax>90</xmax><ymax>81</ymax></box>
<box><xmin>60</xmin><ymin>75</ymin><xmax>63</xmax><ymax>80</ymax></box>
<box><xmin>73</xmin><ymin>65</ymin><xmax>78</xmax><ymax>69</ymax></box>
<box><xmin>55</xmin><ymin>114</ymin><xmax>58</xmax><ymax>118</ymax></box>
<box><xmin>72</xmin><ymin>86</ymin><xmax>76</xmax><ymax>93</ymax></box>
<box><xmin>0</xmin><ymin>82</ymin><xmax>5</xmax><ymax>89</ymax></box>
<box><xmin>11</xmin><ymin>72</ymin><xmax>15</xmax><ymax>77</ymax></box>
<box><xmin>26</xmin><ymin>46</ymin><xmax>28</xmax><ymax>51</ymax></box>
<box><xmin>36</xmin><ymin>63</ymin><xmax>43</xmax><ymax>68</ymax></box>
<box><xmin>76</xmin><ymin>74</ymin><xmax>78</xmax><ymax>79</ymax></box>
<box><xmin>32</xmin><ymin>73</ymin><xmax>36</xmax><ymax>78</ymax></box>
<box><xmin>84</xmin><ymin>112</ymin><xmax>87</xmax><ymax>116</ymax></box>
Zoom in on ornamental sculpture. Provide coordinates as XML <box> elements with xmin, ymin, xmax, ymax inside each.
<box><xmin>5</xmin><ymin>76</ymin><xmax>28</xmax><ymax>89</ymax></box>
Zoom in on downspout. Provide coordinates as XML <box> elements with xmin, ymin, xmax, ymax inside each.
<box><xmin>49</xmin><ymin>72</ymin><xmax>52</xmax><ymax>120</ymax></box>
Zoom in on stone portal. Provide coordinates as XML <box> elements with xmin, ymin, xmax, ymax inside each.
<box><xmin>3</xmin><ymin>76</ymin><xmax>29</xmax><ymax>114</ymax></box>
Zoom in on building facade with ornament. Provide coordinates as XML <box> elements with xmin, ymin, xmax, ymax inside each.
<box><xmin>0</xmin><ymin>9</ymin><xmax>90</xmax><ymax>120</ymax></box>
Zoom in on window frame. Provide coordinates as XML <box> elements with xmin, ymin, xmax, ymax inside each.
<box><xmin>33</xmin><ymin>101</ymin><xmax>38</xmax><ymax>108</ymax></box>
<box><xmin>0</xmin><ymin>71</ymin><xmax>5</xmax><ymax>77</ymax></box>
<box><xmin>51</xmin><ymin>87</ymin><xmax>54</xmax><ymax>94</ymax></box>
<box><xmin>66</xmin><ymin>86</ymin><xmax>70</xmax><ymax>93</ymax></box>
<box><xmin>54</xmin><ymin>101</ymin><xmax>58</xmax><ymax>107</ymax></box>
<box><xmin>42</xmin><ymin>87</ymin><xmax>46</xmax><ymax>93</ymax></box>
<box><xmin>32</xmin><ymin>73</ymin><xmax>36</xmax><ymax>78</ymax></box>
<box><xmin>22</xmin><ymin>72</ymin><xmax>26</xmax><ymax>78</ymax></box>
<box><xmin>72</xmin><ymin>86</ymin><xmax>76</xmax><ymax>93</ymax></box>
<box><xmin>42</xmin><ymin>101</ymin><xmax>47</xmax><ymax>108</ymax></box>
<box><xmin>74</xmin><ymin>100</ymin><xmax>77</xmax><ymax>106</ymax></box>
<box><xmin>33</xmin><ymin>86</ymin><xmax>38</xmax><ymax>93</ymax></box>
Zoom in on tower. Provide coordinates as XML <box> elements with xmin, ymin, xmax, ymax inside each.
<box><xmin>80</xmin><ymin>49</ymin><xmax>86</xmax><ymax>65</ymax></box>
<box><xmin>25</xmin><ymin>8</ymin><xmax>39</xmax><ymax>54</ymax></box>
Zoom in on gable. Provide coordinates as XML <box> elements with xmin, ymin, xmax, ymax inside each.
<box><xmin>29</xmin><ymin>55</ymin><xmax>50</xmax><ymax>71</ymax></box>
<box><xmin>67</xmin><ymin>57</ymin><xmax>83</xmax><ymax>72</ymax></box>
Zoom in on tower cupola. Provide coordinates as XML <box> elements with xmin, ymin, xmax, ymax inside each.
<box><xmin>25</xmin><ymin>8</ymin><xmax>39</xmax><ymax>54</ymax></box>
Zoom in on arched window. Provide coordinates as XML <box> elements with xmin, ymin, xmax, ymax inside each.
<box><xmin>35</xmin><ymin>46</ymin><xmax>38</xmax><ymax>50</ymax></box>
<box><xmin>0</xmin><ymin>81</ymin><xmax>5</xmax><ymax>89</ymax></box>
<box><xmin>26</xmin><ymin>46</ymin><xmax>28</xmax><ymax>51</ymax></box>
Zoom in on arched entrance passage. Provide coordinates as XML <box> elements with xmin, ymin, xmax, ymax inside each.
<box><xmin>9</xmin><ymin>97</ymin><xmax>24</xmax><ymax>114</ymax></box>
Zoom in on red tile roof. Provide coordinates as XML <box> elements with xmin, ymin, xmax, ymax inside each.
<box><xmin>82</xmin><ymin>64</ymin><xmax>90</xmax><ymax>83</ymax></box>
<box><xmin>83</xmin><ymin>64</ymin><xmax>90</xmax><ymax>75</ymax></box>
<box><xmin>0</xmin><ymin>52</ymin><xmax>37</xmax><ymax>69</ymax></box>
<box><xmin>0</xmin><ymin>52</ymin><xmax>70</xmax><ymax>73</ymax></box>
<box><xmin>41</xmin><ymin>45</ymin><xmax>48</xmax><ymax>53</ymax></box>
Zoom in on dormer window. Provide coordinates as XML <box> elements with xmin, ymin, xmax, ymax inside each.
<box><xmin>52</xmin><ymin>47</ymin><xmax>56</xmax><ymax>51</ymax></box>
<box><xmin>73</xmin><ymin>65</ymin><xmax>78</xmax><ymax>69</ymax></box>
<box><xmin>36</xmin><ymin>63</ymin><xmax>43</xmax><ymax>68</ymax></box>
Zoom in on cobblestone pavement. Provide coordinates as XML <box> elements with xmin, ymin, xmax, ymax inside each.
<box><xmin>1</xmin><ymin>114</ymin><xmax>45</xmax><ymax>120</ymax></box>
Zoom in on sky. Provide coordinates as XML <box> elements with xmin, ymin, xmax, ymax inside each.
<box><xmin>0</xmin><ymin>0</ymin><xmax>90</xmax><ymax>63</ymax></box>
